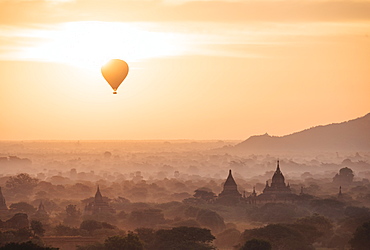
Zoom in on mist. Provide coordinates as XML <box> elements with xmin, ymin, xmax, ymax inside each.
<box><xmin>0</xmin><ymin>140</ymin><xmax>369</xmax><ymax>249</ymax></box>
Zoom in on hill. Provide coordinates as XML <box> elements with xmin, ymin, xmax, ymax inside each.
<box><xmin>232</xmin><ymin>113</ymin><xmax>370</xmax><ymax>153</ymax></box>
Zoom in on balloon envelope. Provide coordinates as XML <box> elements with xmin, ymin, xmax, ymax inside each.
<box><xmin>101</xmin><ymin>59</ymin><xmax>129</xmax><ymax>93</ymax></box>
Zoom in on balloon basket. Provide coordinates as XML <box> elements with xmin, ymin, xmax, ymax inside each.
<box><xmin>113</xmin><ymin>91</ymin><xmax>117</xmax><ymax>94</ymax></box>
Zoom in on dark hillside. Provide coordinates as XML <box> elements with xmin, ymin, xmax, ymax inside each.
<box><xmin>233</xmin><ymin>113</ymin><xmax>370</xmax><ymax>153</ymax></box>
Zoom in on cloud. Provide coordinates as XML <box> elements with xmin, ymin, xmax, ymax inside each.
<box><xmin>1</xmin><ymin>20</ymin><xmax>368</xmax><ymax>64</ymax></box>
<box><xmin>1</xmin><ymin>0</ymin><xmax>370</xmax><ymax>26</ymax></box>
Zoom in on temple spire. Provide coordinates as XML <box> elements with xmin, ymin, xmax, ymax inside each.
<box><xmin>276</xmin><ymin>160</ymin><xmax>281</xmax><ymax>173</ymax></box>
<box><xmin>217</xmin><ymin>169</ymin><xmax>241</xmax><ymax>204</ymax></box>
<box><xmin>338</xmin><ymin>186</ymin><xmax>343</xmax><ymax>198</ymax></box>
<box><xmin>0</xmin><ymin>187</ymin><xmax>7</xmax><ymax>210</ymax></box>
<box><xmin>224</xmin><ymin>169</ymin><xmax>237</xmax><ymax>187</ymax></box>
<box><xmin>95</xmin><ymin>185</ymin><xmax>103</xmax><ymax>202</ymax></box>
<box><xmin>38</xmin><ymin>201</ymin><xmax>45</xmax><ymax>211</ymax></box>
<box><xmin>36</xmin><ymin>200</ymin><xmax>47</xmax><ymax>215</ymax></box>
<box><xmin>252</xmin><ymin>186</ymin><xmax>257</xmax><ymax>197</ymax></box>
<box><xmin>85</xmin><ymin>185</ymin><xmax>116</xmax><ymax>215</ymax></box>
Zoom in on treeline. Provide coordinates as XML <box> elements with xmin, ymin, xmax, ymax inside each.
<box><xmin>1</xmin><ymin>165</ymin><xmax>370</xmax><ymax>249</ymax></box>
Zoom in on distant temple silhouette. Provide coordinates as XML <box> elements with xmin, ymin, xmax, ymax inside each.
<box><xmin>84</xmin><ymin>186</ymin><xmax>115</xmax><ymax>215</ymax></box>
<box><xmin>0</xmin><ymin>187</ymin><xmax>8</xmax><ymax>211</ymax></box>
<box><xmin>338</xmin><ymin>186</ymin><xmax>343</xmax><ymax>199</ymax></box>
<box><xmin>247</xmin><ymin>160</ymin><xmax>297</xmax><ymax>204</ymax></box>
<box><xmin>263</xmin><ymin>160</ymin><xmax>291</xmax><ymax>193</ymax></box>
<box><xmin>216</xmin><ymin>161</ymin><xmax>299</xmax><ymax>205</ymax></box>
<box><xmin>219</xmin><ymin>170</ymin><xmax>241</xmax><ymax>197</ymax></box>
<box><xmin>216</xmin><ymin>170</ymin><xmax>242</xmax><ymax>205</ymax></box>
<box><xmin>35</xmin><ymin>201</ymin><xmax>48</xmax><ymax>216</ymax></box>
<box><xmin>33</xmin><ymin>200</ymin><xmax>50</xmax><ymax>223</ymax></box>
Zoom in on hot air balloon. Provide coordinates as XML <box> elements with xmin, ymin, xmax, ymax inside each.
<box><xmin>101</xmin><ymin>59</ymin><xmax>129</xmax><ymax>94</ymax></box>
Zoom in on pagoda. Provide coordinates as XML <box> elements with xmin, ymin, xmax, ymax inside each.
<box><xmin>84</xmin><ymin>186</ymin><xmax>116</xmax><ymax>215</ymax></box>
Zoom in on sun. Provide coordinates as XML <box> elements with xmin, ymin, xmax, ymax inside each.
<box><xmin>22</xmin><ymin>21</ymin><xmax>182</xmax><ymax>71</ymax></box>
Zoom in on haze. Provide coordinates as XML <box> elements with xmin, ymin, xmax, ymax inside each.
<box><xmin>1</xmin><ymin>139</ymin><xmax>370</xmax><ymax>249</ymax></box>
<box><xmin>1</xmin><ymin>0</ymin><xmax>369</xmax><ymax>140</ymax></box>
<box><xmin>1</xmin><ymin>1</ymin><xmax>370</xmax><ymax>250</ymax></box>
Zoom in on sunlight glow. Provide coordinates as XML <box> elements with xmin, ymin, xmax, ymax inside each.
<box><xmin>2</xmin><ymin>21</ymin><xmax>369</xmax><ymax>71</ymax></box>
<box><xmin>20</xmin><ymin>21</ymin><xmax>184</xmax><ymax>70</ymax></box>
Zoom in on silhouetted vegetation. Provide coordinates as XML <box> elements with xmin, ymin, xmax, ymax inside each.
<box><xmin>78</xmin><ymin>227</ymin><xmax>214</xmax><ymax>250</ymax></box>
<box><xmin>349</xmin><ymin>221</ymin><xmax>370</xmax><ymax>250</ymax></box>
<box><xmin>241</xmin><ymin>238</ymin><xmax>272</xmax><ymax>250</ymax></box>
<box><xmin>0</xmin><ymin>241</ymin><xmax>57</xmax><ymax>250</ymax></box>
<box><xmin>333</xmin><ymin>167</ymin><xmax>354</xmax><ymax>185</ymax></box>
<box><xmin>0</xmin><ymin>141</ymin><xmax>369</xmax><ymax>249</ymax></box>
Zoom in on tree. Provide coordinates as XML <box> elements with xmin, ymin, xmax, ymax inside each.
<box><xmin>344</xmin><ymin>206</ymin><xmax>370</xmax><ymax>218</ymax></box>
<box><xmin>241</xmin><ymin>224</ymin><xmax>313</xmax><ymax>250</ymax></box>
<box><xmin>91</xmin><ymin>222</ymin><xmax>119</xmax><ymax>238</ymax></box>
<box><xmin>80</xmin><ymin>220</ymin><xmax>102</xmax><ymax>235</ymax></box>
<box><xmin>338</xmin><ymin>208</ymin><xmax>370</xmax><ymax>236</ymax></box>
<box><xmin>6</xmin><ymin>173</ymin><xmax>38</xmax><ymax>195</ymax></box>
<box><xmin>76</xmin><ymin>242</ymin><xmax>105</xmax><ymax>250</ymax></box>
<box><xmin>184</xmin><ymin>206</ymin><xmax>201</xmax><ymax>218</ymax></box>
<box><xmin>79</xmin><ymin>220</ymin><xmax>115</xmax><ymax>236</ymax></box>
<box><xmin>104</xmin><ymin>151</ymin><xmax>112</xmax><ymax>158</ymax></box>
<box><xmin>214</xmin><ymin>228</ymin><xmax>241</xmax><ymax>249</ymax></box>
<box><xmin>5</xmin><ymin>213</ymin><xmax>30</xmax><ymax>229</ymax></box>
<box><xmin>247</xmin><ymin>203</ymin><xmax>308</xmax><ymax>223</ymax></box>
<box><xmin>117</xmin><ymin>210</ymin><xmax>127</xmax><ymax>220</ymax></box>
<box><xmin>101</xmin><ymin>222</ymin><xmax>116</xmax><ymax>230</ymax></box>
<box><xmin>135</xmin><ymin>228</ymin><xmax>155</xmax><ymax>249</ymax></box>
<box><xmin>333</xmin><ymin>167</ymin><xmax>354</xmax><ymax>185</ymax></box>
<box><xmin>196</xmin><ymin>209</ymin><xmax>226</xmax><ymax>234</ymax></box>
<box><xmin>54</xmin><ymin>224</ymin><xmax>80</xmax><ymax>236</ymax></box>
<box><xmin>193</xmin><ymin>188</ymin><xmax>216</xmax><ymax>202</ymax></box>
<box><xmin>309</xmin><ymin>199</ymin><xmax>345</xmax><ymax>219</ymax></box>
<box><xmin>172</xmin><ymin>219</ymin><xmax>201</xmax><ymax>228</ymax></box>
<box><xmin>0</xmin><ymin>241</ymin><xmax>57</xmax><ymax>250</ymax></box>
<box><xmin>83</xmin><ymin>211</ymin><xmax>117</xmax><ymax>225</ymax></box>
<box><xmin>31</xmin><ymin>220</ymin><xmax>45</xmax><ymax>237</ymax></box>
<box><xmin>63</xmin><ymin>204</ymin><xmax>81</xmax><ymax>227</ymax></box>
<box><xmin>294</xmin><ymin>214</ymin><xmax>333</xmax><ymax>244</ymax></box>
<box><xmin>153</xmin><ymin>227</ymin><xmax>215</xmax><ymax>250</ymax></box>
<box><xmin>13</xmin><ymin>228</ymin><xmax>33</xmax><ymax>243</ymax></box>
<box><xmin>241</xmin><ymin>238</ymin><xmax>272</xmax><ymax>250</ymax></box>
<box><xmin>66</xmin><ymin>204</ymin><xmax>81</xmax><ymax>217</ymax></box>
<box><xmin>0</xmin><ymin>228</ymin><xmax>32</xmax><ymax>245</ymax></box>
<box><xmin>288</xmin><ymin>223</ymin><xmax>320</xmax><ymax>246</ymax></box>
<box><xmin>340</xmin><ymin>167</ymin><xmax>354</xmax><ymax>177</ymax></box>
<box><xmin>105</xmin><ymin>233</ymin><xmax>144</xmax><ymax>250</ymax></box>
<box><xmin>9</xmin><ymin>202</ymin><xmax>36</xmax><ymax>214</ymax></box>
<box><xmin>349</xmin><ymin>221</ymin><xmax>370</xmax><ymax>250</ymax></box>
<box><xmin>327</xmin><ymin>232</ymin><xmax>352</xmax><ymax>250</ymax></box>
<box><xmin>0</xmin><ymin>231</ymin><xmax>15</xmax><ymax>245</ymax></box>
<box><xmin>128</xmin><ymin>209</ymin><xmax>165</xmax><ymax>228</ymax></box>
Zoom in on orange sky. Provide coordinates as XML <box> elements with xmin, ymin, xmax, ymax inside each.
<box><xmin>0</xmin><ymin>0</ymin><xmax>369</xmax><ymax>140</ymax></box>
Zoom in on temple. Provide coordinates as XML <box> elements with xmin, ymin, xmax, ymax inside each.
<box><xmin>337</xmin><ymin>186</ymin><xmax>343</xmax><ymax>199</ymax></box>
<box><xmin>217</xmin><ymin>170</ymin><xmax>242</xmax><ymax>205</ymax></box>
<box><xmin>84</xmin><ymin>186</ymin><xmax>116</xmax><ymax>215</ymax></box>
<box><xmin>33</xmin><ymin>200</ymin><xmax>50</xmax><ymax>222</ymax></box>
<box><xmin>248</xmin><ymin>160</ymin><xmax>297</xmax><ymax>204</ymax></box>
<box><xmin>0</xmin><ymin>187</ymin><xmax>8</xmax><ymax>211</ymax></box>
<box><xmin>35</xmin><ymin>201</ymin><xmax>48</xmax><ymax>216</ymax></box>
<box><xmin>263</xmin><ymin>160</ymin><xmax>292</xmax><ymax>194</ymax></box>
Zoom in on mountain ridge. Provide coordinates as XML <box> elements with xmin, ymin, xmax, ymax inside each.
<box><xmin>233</xmin><ymin>113</ymin><xmax>370</xmax><ymax>153</ymax></box>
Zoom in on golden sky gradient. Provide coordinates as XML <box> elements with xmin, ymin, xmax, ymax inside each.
<box><xmin>0</xmin><ymin>0</ymin><xmax>369</xmax><ymax>140</ymax></box>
